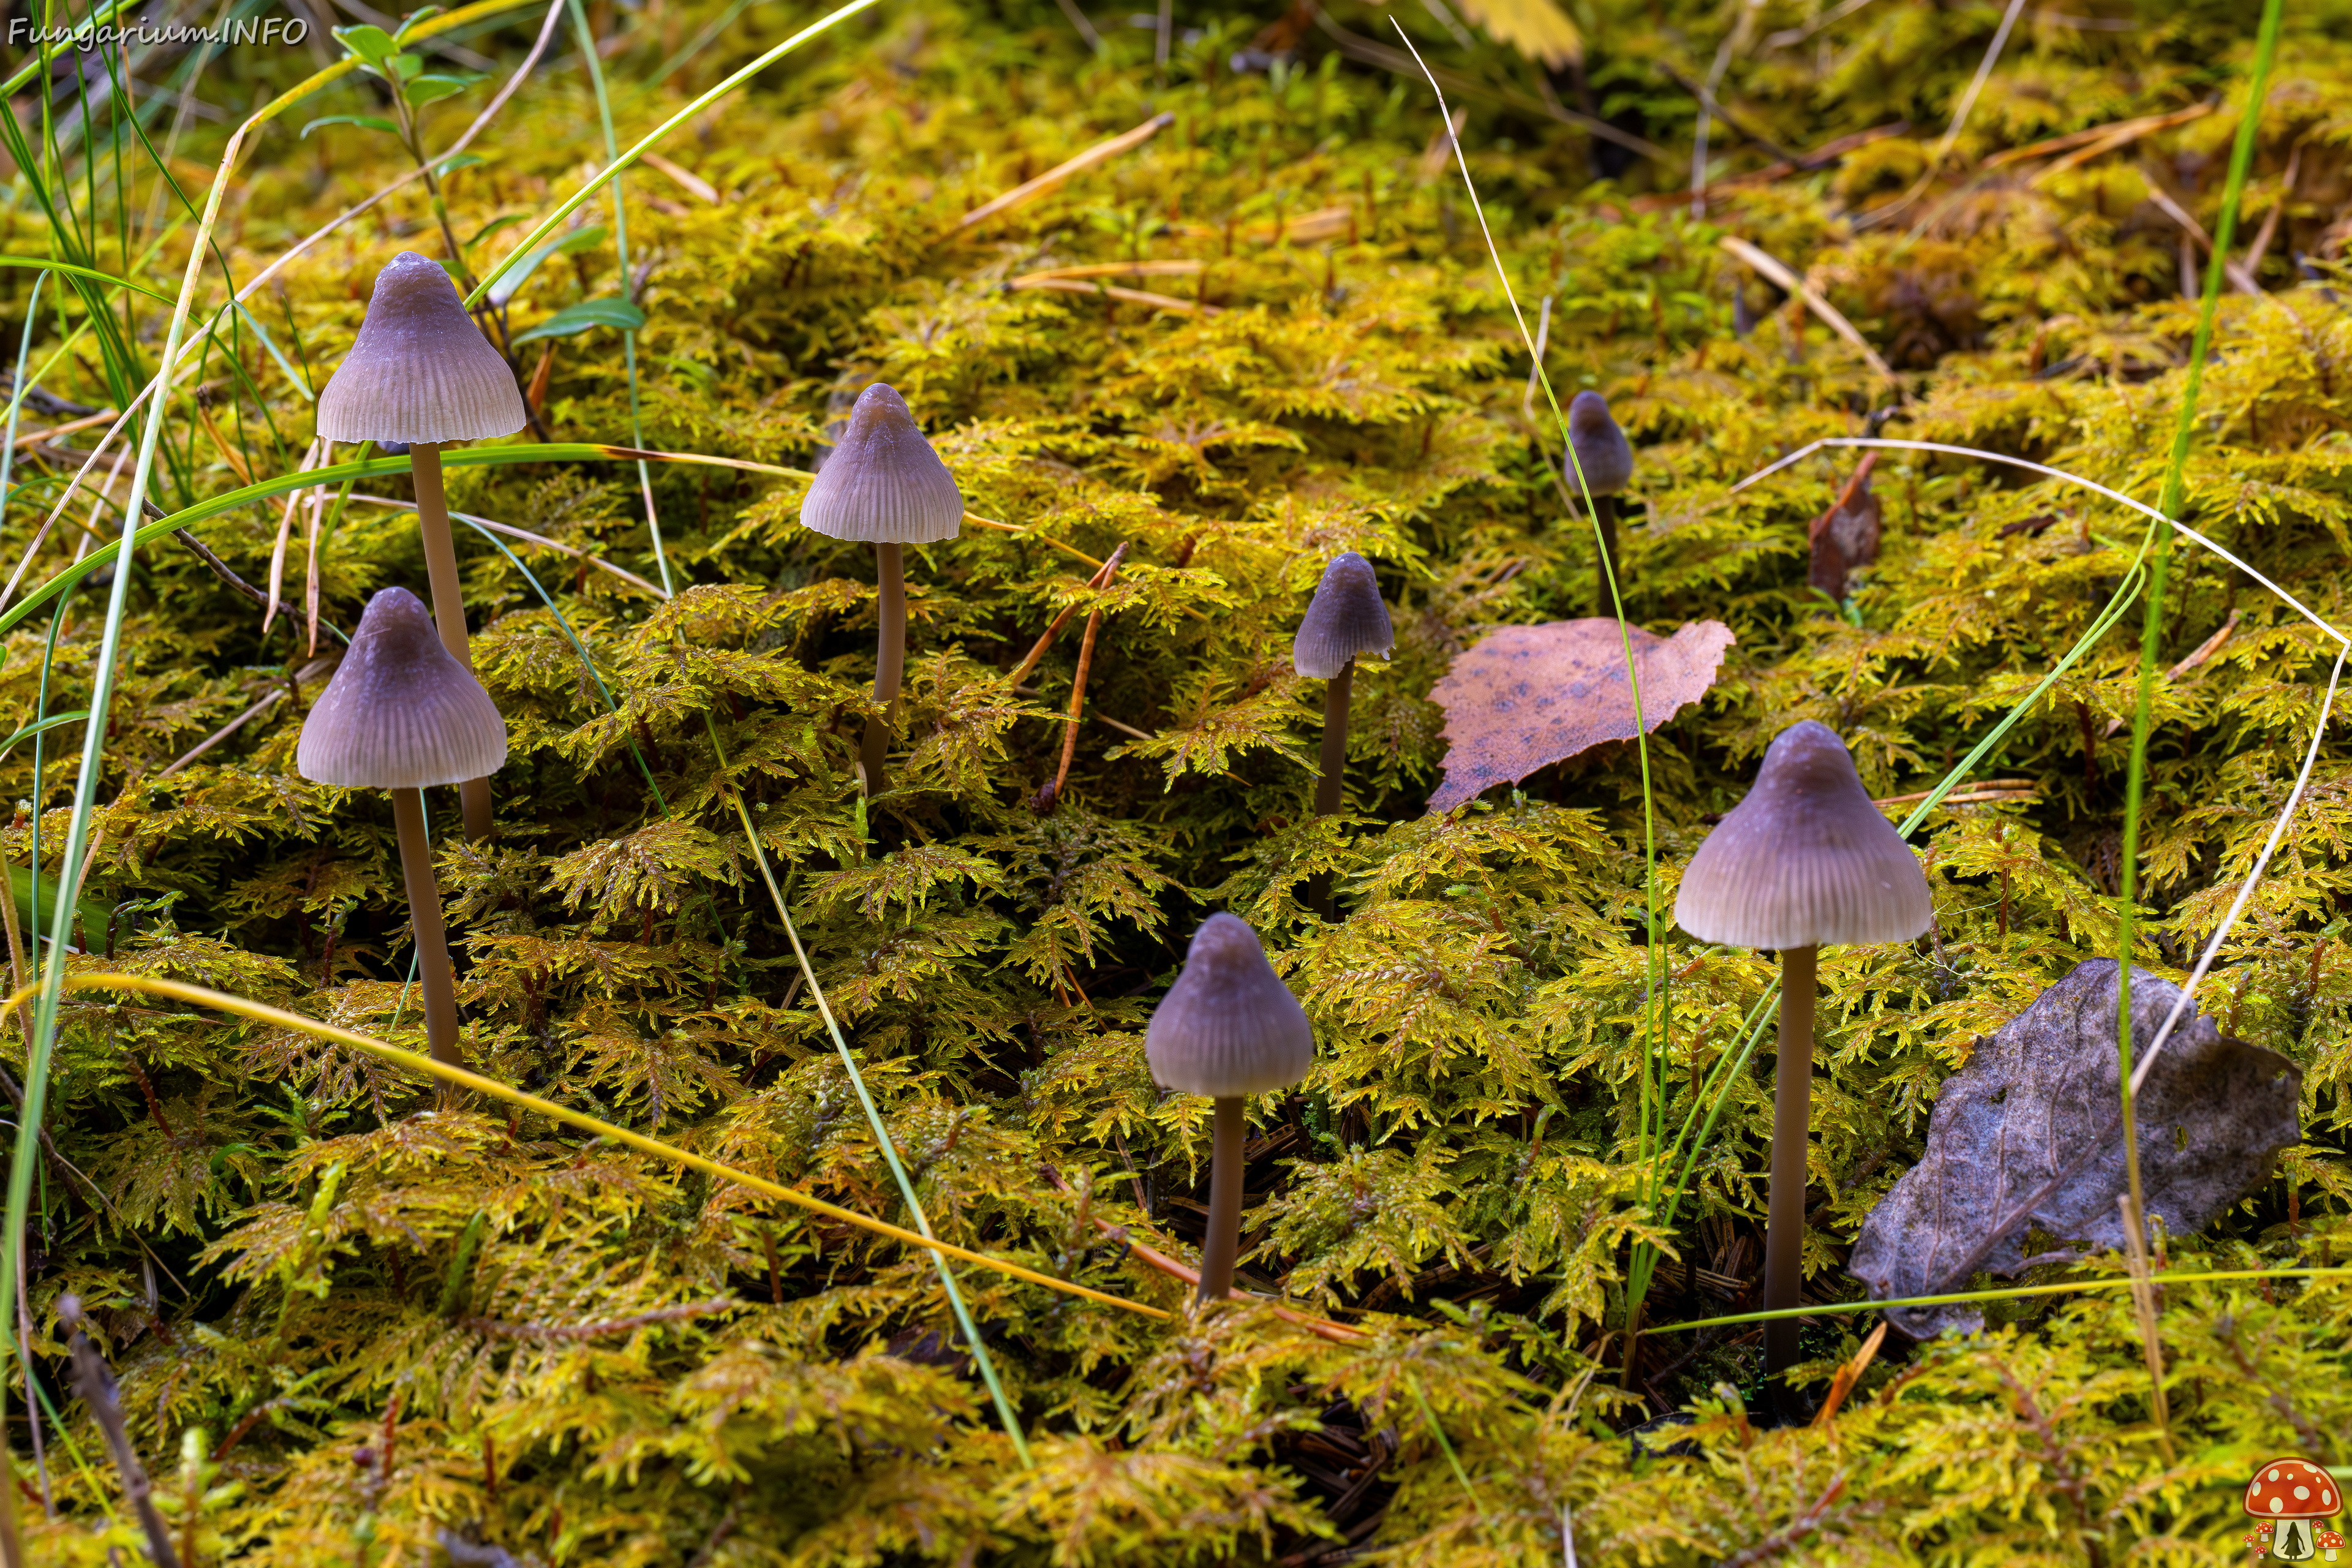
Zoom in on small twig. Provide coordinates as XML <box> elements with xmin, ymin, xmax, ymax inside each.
<box><xmin>2013</xmin><ymin>101</ymin><xmax>2215</xmax><ymax>180</ymax></box>
<box><xmin>59</xmin><ymin>1296</ymin><xmax>181</xmax><ymax>1568</ymax></box>
<box><xmin>1656</xmin><ymin>60</ymin><xmax>1804</xmax><ymax>166</ymax></box>
<box><xmin>1005</xmin><ymin>276</ymin><xmax>1213</xmax><ymax>316</ymax></box>
<box><xmin>2103</xmin><ymin>609</ymin><xmax>2241</xmax><ymax>736</ymax></box>
<box><xmin>2241</xmin><ymin>143</ymin><xmax>2302</xmax><ymax>284</ymax></box>
<box><xmin>1718</xmin><ymin>236</ymin><xmax>1898</xmax><ymax>382</ymax></box>
<box><xmin>157</xmin><ymin>656</ymin><xmax>337</xmax><ymax>780</ymax></box>
<box><xmin>1005</xmin><ymin>543</ymin><xmax>1128</xmax><ymax>688</ymax></box>
<box><xmin>2143</xmin><ymin>186</ymin><xmax>2266</xmax><ymax>294</ymax></box>
<box><xmin>957</xmin><ymin>113</ymin><xmax>1175</xmax><ymax>230</ymax></box>
<box><xmin>1809</xmin><ymin>1321</ymin><xmax>1887</xmax><ymax>1428</ymax></box>
<box><xmin>1717</xmin><ymin>1474</ymin><xmax>1847</xmax><ymax>1568</ymax></box>
<box><xmin>1015</xmin><ymin>688</ymin><xmax>1150</xmax><ymax>742</ymax></box>
<box><xmin>1050</xmin><ymin>0</ymin><xmax>1104</xmax><ymax>52</ymax></box>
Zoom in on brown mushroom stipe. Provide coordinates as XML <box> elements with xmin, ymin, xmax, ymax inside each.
<box><xmin>1145</xmin><ymin>913</ymin><xmax>1315</xmax><ymax>1303</ymax></box>
<box><xmin>1293</xmin><ymin>552</ymin><xmax>1394</xmax><ymax>918</ymax></box>
<box><xmin>1674</xmin><ymin>719</ymin><xmax>1931</xmax><ymax>1417</ymax></box>
<box><xmin>798</xmin><ymin>383</ymin><xmax>963</xmax><ymax>796</ymax></box>
<box><xmin>298</xmin><ymin>587</ymin><xmax>508</xmax><ymax>1074</ymax></box>
<box><xmin>1566</xmin><ymin>390</ymin><xmax>1634</xmax><ymax>616</ymax></box>
<box><xmin>317</xmin><ymin>251</ymin><xmax>527</xmax><ymax>843</ymax></box>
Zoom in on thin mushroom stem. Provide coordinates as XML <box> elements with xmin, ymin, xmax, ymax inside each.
<box><xmin>410</xmin><ymin>443</ymin><xmax>494</xmax><ymax>842</ymax></box>
<box><xmin>861</xmin><ymin>542</ymin><xmax>905</xmax><ymax>796</ymax></box>
<box><xmin>1764</xmin><ymin>942</ymin><xmax>1817</xmax><ymax>1415</ymax></box>
<box><xmin>1314</xmin><ymin>659</ymin><xmax>1353</xmax><ymax>818</ymax></box>
<box><xmin>1308</xmin><ymin>658</ymin><xmax>1354</xmax><ymax>920</ymax></box>
<box><xmin>390</xmin><ymin>788</ymin><xmax>464</xmax><ymax>1078</ymax></box>
<box><xmin>1592</xmin><ymin>492</ymin><xmax>1619</xmax><ymax>616</ymax></box>
<box><xmin>1197</xmin><ymin>1095</ymin><xmax>1246</xmax><ymax>1304</ymax></box>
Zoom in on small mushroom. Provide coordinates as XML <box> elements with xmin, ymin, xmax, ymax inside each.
<box><xmin>1292</xmin><ymin>552</ymin><xmax>1393</xmax><ymax>918</ymax></box>
<box><xmin>1294</xmin><ymin>552</ymin><xmax>1395</xmax><ymax>816</ymax></box>
<box><xmin>1674</xmin><ymin>720</ymin><xmax>1929</xmax><ymax>1414</ymax></box>
<box><xmin>1564</xmin><ymin>390</ymin><xmax>1634</xmax><ymax>615</ymax></box>
<box><xmin>1145</xmin><ymin>913</ymin><xmax>1315</xmax><ymax>1304</ymax></box>
<box><xmin>298</xmin><ymin>587</ymin><xmax>508</xmax><ymax>1072</ymax></box>
<box><xmin>315</xmin><ymin>251</ymin><xmax>526</xmax><ymax>844</ymax></box>
<box><xmin>798</xmin><ymin>383</ymin><xmax>963</xmax><ymax>797</ymax></box>
<box><xmin>2246</xmin><ymin>1460</ymin><xmax>2343</xmax><ymax>1563</ymax></box>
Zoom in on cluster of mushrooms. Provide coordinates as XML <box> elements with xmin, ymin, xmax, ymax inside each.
<box><xmin>298</xmin><ymin>252</ymin><xmax>1935</xmax><ymax>1414</ymax></box>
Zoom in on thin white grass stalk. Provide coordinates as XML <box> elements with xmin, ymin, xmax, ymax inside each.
<box><xmin>467</xmin><ymin>0</ymin><xmax>883</xmax><ymax>305</ymax></box>
<box><xmin>1930</xmin><ymin>0</ymin><xmax>2029</xmax><ymax>167</ymax></box>
<box><xmin>1392</xmin><ymin>21</ymin><xmax>1676</xmax><ymax>1338</ymax></box>
<box><xmin>351</xmin><ymin>492</ymin><xmax>665</xmax><ymax>596</ymax></box>
<box><xmin>265</xmin><ymin>439</ymin><xmax>320</xmax><ymax>631</ymax></box>
<box><xmin>1724</xmin><ymin>438</ymin><xmax>2345</xmax><ymax>1120</ymax></box>
<box><xmin>0</xmin><ymin>0</ymin><xmax>561</xmax><ymax>612</ymax></box>
<box><xmin>1727</xmin><ymin>438</ymin><xmax>2348</xmax><ymax>650</ymax></box>
<box><xmin>2</xmin><ymin>4</ymin><xmax>556</xmax><ymax>1351</ymax></box>
<box><xmin>0</xmin><ymin>271</ymin><xmax>50</xmax><ymax>530</ymax></box>
<box><xmin>2130</xmin><ymin>645</ymin><xmax>2346</xmax><ymax>1094</ymax></box>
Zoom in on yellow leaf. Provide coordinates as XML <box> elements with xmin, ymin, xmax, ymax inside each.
<box><xmin>1453</xmin><ymin>0</ymin><xmax>1581</xmax><ymax>67</ymax></box>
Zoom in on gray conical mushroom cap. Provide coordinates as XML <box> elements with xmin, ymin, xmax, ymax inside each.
<box><xmin>1293</xmin><ymin>551</ymin><xmax>1394</xmax><ymax>679</ymax></box>
<box><xmin>1675</xmin><ymin>720</ymin><xmax>1931</xmax><ymax>949</ymax></box>
<box><xmin>316</xmin><ymin>252</ymin><xmax>527</xmax><ymax>446</ymax></box>
<box><xmin>297</xmin><ymin>587</ymin><xmax>508</xmax><ymax>790</ymax></box>
<box><xmin>1146</xmin><ymin>913</ymin><xmax>1315</xmax><ymax>1097</ymax></box>
<box><xmin>799</xmin><ymin>383</ymin><xmax>964</xmax><ymax>545</ymax></box>
<box><xmin>1565</xmin><ymin>390</ymin><xmax>1634</xmax><ymax>499</ymax></box>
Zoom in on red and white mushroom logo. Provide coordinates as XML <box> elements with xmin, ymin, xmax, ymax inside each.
<box><xmin>2245</xmin><ymin>1459</ymin><xmax>2342</xmax><ymax>1562</ymax></box>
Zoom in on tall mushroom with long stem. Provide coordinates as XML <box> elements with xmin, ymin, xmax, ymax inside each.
<box><xmin>1673</xmin><ymin>720</ymin><xmax>1929</xmax><ymax>1419</ymax></box>
<box><xmin>1145</xmin><ymin>913</ymin><xmax>1315</xmax><ymax>1304</ymax></box>
<box><xmin>1294</xmin><ymin>551</ymin><xmax>1393</xmax><ymax>918</ymax></box>
<box><xmin>315</xmin><ymin>251</ymin><xmax>526</xmax><ymax>844</ymax></box>
<box><xmin>798</xmin><ymin>383</ymin><xmax>964</xmax><ymax>797</ymax></box>
<box><xmin>1564</xmin><ymin>390</ymin><xmax>1634</xmax><ymax>616</ymax></box>
<box><xmin>297</xmin><ymin>587</ymin><xmax>508</xmax><ymax>1072</ymax></box>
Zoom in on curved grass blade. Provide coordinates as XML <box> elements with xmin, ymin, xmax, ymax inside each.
<box><xmin>465</xmin><ymin>0</ymin><xmax>883</xmax><ymax>306</ymax></box>
<box><xmin>2</xmin><ymin>971</ymin><xmax>1169</xmax><ymax>1321</ymax></box>
<box><xmin>1650</xmin><ymin>1265</ymin><xmax>2352</xmax><ymax>1336</ymax></box>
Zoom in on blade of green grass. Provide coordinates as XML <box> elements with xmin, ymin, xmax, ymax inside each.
<box><xmin>566</xmin><ymin>0</ymin><xmax>674</xmax><ymax>596</ymax></box>
<box><xmin>2113</xmin><ymin>0</ymin><xmax>2284</xmax><ymax>1267</ymax></box>
<box><xmin>467</xmin><ymin>0</ymin><xmax>881</xmax><ymax>306</ymax></box>
<box><xmin>1650</xmin><ymin>1266</ymin><xmax>2352</xmax><ymax>1335</ymax></box>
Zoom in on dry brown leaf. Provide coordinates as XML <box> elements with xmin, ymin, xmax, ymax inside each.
<box><xmin>1809</xmin><ymin>451</ymin><xmax>1882</xmax><ymax>597</ymax></box>
<box><xmin>1425</xmin><ymin>618</ymin><xmax>1736</xmax><ymax>813</ymax></box>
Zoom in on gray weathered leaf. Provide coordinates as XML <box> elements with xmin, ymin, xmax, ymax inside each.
<box><xmin>1849</xmin><ymin>958</ymin><xmax>2300</xmax><ymax>1338</ymax></box>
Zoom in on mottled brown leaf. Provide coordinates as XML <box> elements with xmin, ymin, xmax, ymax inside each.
<box><xmin>1425</xmin><ymin>618</ymin><xmax>1735</xmax><ymax>813</ymax></box>
<box><xmin>1850</xmin><ymin>959</ymin><xmax>2301</xmax><ymax>1337</ymax></box>
<box><xmin>1809</xmin><ymin>453</ymin><xmax>1883</xmax><ymax>597</ymax></box>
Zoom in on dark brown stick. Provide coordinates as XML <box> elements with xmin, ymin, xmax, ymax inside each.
<box><xmin>1765</xmin><ymin>944</ymin><xmax>1817</xmax><ymax>1415</ymax></box>
<box><xmin>1046</xmin><ymin>606</ymin><xmax>1105</xmax><ymax>809</ymax></box>
<box><xmin>59</xmin><ymin>1296</ymin><xmax>180</xmax><ymax>1568</ymax></box>
<box><xmin>391</xmin><ymin>788</ymin><xmax>463</xmax><ymax>1075</ymax></box>
<box><xmin>1196</xmin><ymin>1096</ymin><xmax>1246</xmax><ymax>1304</ymax></box>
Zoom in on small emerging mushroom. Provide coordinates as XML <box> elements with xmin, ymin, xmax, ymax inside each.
<box><xmin>1293</xmin><ymin>552</ymin><xmax>1393</xmax><ymax>918</ymax></box>
<box><xmin>799</xmin><ymin>383</ymin><xmax>963</xmax><ymax>797</ymax></box>
<box><xmin>315</xmin><ymin>251</ymin><xmax>526</xmax><ymax>844</ymax></box>
<box><xmin>1674</xmin><ymin>720</ymin><xmax>1929</xmax><ymax>1416</ymax></box>
<box><xmin>1145</xmin><ymin>913</ymin><xmax>1314</xmax><ymax>1304</ymax></box>
<box><xmin>298</xmin><ymin>587</ymin><xmax>508</xmax><ymax>1072</ymax></box>
<box><xmin>1294</xmin><ymin>552</ymin><xmax>1394</xmax><ymax>819</ymax></box>
<box><xmin>1564</xmin><ymin>390</ymin><xmax>1634</xmax><ymax>616</ymax></box>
